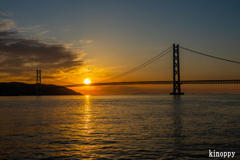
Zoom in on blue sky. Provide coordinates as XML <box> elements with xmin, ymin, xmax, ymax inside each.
<box><xmin>2</xmin><ymin>0</ymin><xmax>240</xmax><ymax>53</ymax></box>
<box><xmin>0</xmin><ymin>0</ymin><xmax>240</xmax><ymax>94</ymax></box>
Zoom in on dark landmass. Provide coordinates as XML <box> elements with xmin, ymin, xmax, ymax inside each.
<box><xmin>0</xmin><ymin>82</ymin><xmax>82</xmax><ymax>96</ymax></box>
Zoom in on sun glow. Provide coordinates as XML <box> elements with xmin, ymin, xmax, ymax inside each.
<box><xmin>84</xmin><ymin>78</ymin><xmax>91</xmax><ymax>84</ymax></box>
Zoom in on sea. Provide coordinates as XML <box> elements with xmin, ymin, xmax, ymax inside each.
<box><xmin>0</xmin><ymin>95</ymin><xmax>239</xmax><ymax>160</ymax></box>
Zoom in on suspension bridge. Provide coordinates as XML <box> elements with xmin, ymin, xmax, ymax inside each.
<box><xmin>3</xmin><ymin>44</ymin><xmax>240</xmax><ymax>95</ymax></box>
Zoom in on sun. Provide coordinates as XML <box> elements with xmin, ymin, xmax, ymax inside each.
<box><xmin>84</xmin><ymin>78</ymin><xmax>91</xmax><ymax>84</ymax></box>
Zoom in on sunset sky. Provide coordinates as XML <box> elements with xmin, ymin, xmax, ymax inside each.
<box><xmin>0</xmin><ymin>0</ymin><xmax>240</xmax><ymax>95</ymax></box>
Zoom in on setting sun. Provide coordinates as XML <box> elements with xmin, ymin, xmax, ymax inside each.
<box><xmin>84</xmin><ymin>78</ymin><xmax>91</xmax><ymax>84</ymax></box>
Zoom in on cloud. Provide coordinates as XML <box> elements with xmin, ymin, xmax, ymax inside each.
<box><xmin>17</xmin><ymin>25</ymin><xmax>42</xmax><ymax>31</ymax></box>
<box><xmin>38</xmin><ymin>30</ymin><xmax>50</xmax><ymax>35</ymax></box>
<box><xmin>0</xmin><ymin>18</ymin><xmax>15</xmax><ymax>31</ymax></box>
<box><xmin>79</xmin><ymin>39</ymin><xmax>93</xmax><ymax>44</ymax></box>
<box><xmin>0</xmin><ymin>12</ymin><xmax>7</xmax><ymax>16</ymax></box>
<box><xmin>44</xmin><ymin>37</ymin><xmax>56</xmax><ymax>40</ymax></box>
<box><xmin>0</xmin><ymin>30</ymin><xmax>84</xmax><ymax>78</ymax></box>
<box><xmin>0</xmin><ymin>11</ymin><xmax>12</xmax><ymax>17</ymax></box>
<box><xmin>0</xmin><ymin>31</ymin><xmax>24</xmax><ymax>36</ymax></box>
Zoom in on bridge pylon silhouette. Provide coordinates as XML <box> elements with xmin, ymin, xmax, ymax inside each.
<box><xmin>36</xmin><ymin>69</ymin><xmax>41</xmax><ymax>95</ymax></box>
<box><xmin>170</xmin><ymin>44</ymin><xmax>184</xmax><ymax>95</ymax></box>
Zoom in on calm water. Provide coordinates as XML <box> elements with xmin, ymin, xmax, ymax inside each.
<box><xmin>0</xmin><ymin>95</ymin><xmax>239</xmax><ymax>160</ymax></box>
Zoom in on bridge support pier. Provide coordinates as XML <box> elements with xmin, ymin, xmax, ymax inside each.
<box><xmin>36</xmin><ymin>69</ymin><xmax>41</xmax><ymax>95</ymax></box>
<box><xmin>170</xmin><ymin>44</ymin><xmax>184</xmax><ymax>95</ymax></box>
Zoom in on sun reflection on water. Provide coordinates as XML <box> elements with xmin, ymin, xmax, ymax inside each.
<box><xmin>81</xmin><ymin>95</ymin><xmax>94</xmax><ymax>154</ymax></box>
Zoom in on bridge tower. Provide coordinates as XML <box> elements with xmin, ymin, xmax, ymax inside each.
<box><xmin>36</xmin><ymin>69</ymin><xmax>41</xmax><ymax>95</ymax></box>
<box><xmin>170</xmin><ymin>44</ymin><xmax>184</xmax><ymax>95</ymax></box>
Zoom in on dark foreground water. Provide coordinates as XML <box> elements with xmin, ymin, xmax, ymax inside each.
<box><xmin>0</xmin><ymin>95</ymin><xmax>239</xmax><ymax>160</ymax></box>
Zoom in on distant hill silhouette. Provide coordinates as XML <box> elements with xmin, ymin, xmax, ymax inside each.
<box><xmin>0</xmin><ymin>82</ymin><xmax>82</xmax><ymax>96</ymax></box>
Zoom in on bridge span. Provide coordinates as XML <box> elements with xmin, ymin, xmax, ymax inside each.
<box><xmin>14</xmin><ymin>43</ymin><xmax>240</xmax><ymax>95</ymax></box>
<box><xmin>66</xmin><ymin>80</ymin><xmax>240</xmax><ymax>87</ymax></box>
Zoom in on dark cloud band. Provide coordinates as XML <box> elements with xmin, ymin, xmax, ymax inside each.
<box><xmin>0</xmin><ymin>31</ymin><xmax>83</xmax><ymax>78</ymax></box>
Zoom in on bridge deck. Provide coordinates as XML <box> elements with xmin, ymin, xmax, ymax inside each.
<box><xmin>66</xmin><ymin>80</ymin><xmax>240</xmax><ymax>87</ymax></box>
